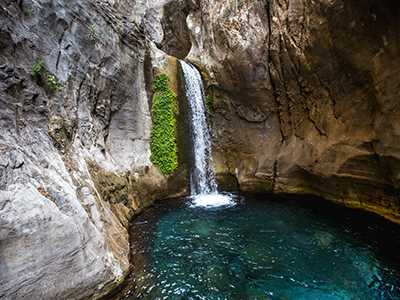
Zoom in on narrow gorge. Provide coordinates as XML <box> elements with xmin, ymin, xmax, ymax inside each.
<box><xmin>0</xmin><ymin>0</ymin><xmax>399</xmax><ymax>299</ymax></box>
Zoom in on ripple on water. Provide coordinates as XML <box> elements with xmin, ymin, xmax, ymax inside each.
<box><xmin>124</xmin><ymin>194</ymin><xmax>400</xmax><ymax>300</ymax></box>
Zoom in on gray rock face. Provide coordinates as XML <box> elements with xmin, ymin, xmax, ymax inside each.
<box><xmin>186</xmin><ymin>0</ymin><xmax>400</xmax><ymax>222</ymax></box>
<box><xmin>2</xmin><ymin>0</ymin><xmax>400</xmax><ymax>298</ymax></box>
<box><xmin>0</xmin><ymin>130</ymin><xmax>123</xmax><ymax>300</ymax></box>
<box><xmin>0</xmin><ymin>0</ymin><xmax>186</xmax><ymax>299</ymax></box>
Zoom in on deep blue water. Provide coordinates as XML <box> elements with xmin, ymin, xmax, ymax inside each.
<box><xmin>126</xmin><ymin>194</ymin><xmax>400</xmax><ymax>300</ymax></box>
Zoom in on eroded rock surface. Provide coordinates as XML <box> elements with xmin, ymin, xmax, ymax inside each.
<box><xmin>186</xmin><ymin>0</ymin><xmax>400</xmax><ymax>222</ymax></box>
<box><xmin>2</xmin><ymin>0</ymin><xmax>400</xmax><ymax>299</ymax></box>
<box><xmin>0</xmin><ymin>0</ymin><xmax>187</xmax><ymax>299</ymax></box>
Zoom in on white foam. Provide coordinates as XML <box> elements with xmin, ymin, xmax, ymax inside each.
<box><xmin>190</xmin><ymin>193</ymin><xmax>235</xmax><ymax>208</ymax></box>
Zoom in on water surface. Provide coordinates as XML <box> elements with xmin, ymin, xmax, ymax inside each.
<box><xmin>122</xmin><ymin>194</ymin><xmax>400</xmax><ymax>300</ymax></box>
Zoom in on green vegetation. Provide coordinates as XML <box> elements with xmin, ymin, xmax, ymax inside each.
<box><xmin>31</xmin><ymin>58</ymin><xmax>61</xmax><ymax>92</ymax></box>
<box><xmin>46</xmin><ymin>74</ymin><xmax>61</xmax><ymax>92</ymax></box>
<box><xmin>23</xmin><ymin>9</ymin><xmax>32</xmax><ymax>17</ymax></box>
<box><xmin>150</xmin><ymin>74</ymin><xmax>178</xmax><ymax>175</ymax></box>
<box><xmin>205</xmin><ymin>94</ymin><xmax>214</xmax><ymax>113</ymax></box>
<box><xmin>304</xmin><ymin>61</ymin><xmax>312</xmax><ymax>72</ymax></box>
<box><xmin>32</xmin><ymin>58</ymin><xmax>45</xmax><ymax>79</ymax></box>
<box><xmin>223</xmin><ymin>7</ymin><xmax>233</xmax><ymax>18</ymax></box>
<box><xmin>88</xmin><ymin>24</ymin><xmax>97</xmax><ymax>42</ymax></box>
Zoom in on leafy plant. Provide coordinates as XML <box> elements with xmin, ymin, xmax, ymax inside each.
<box><xmin>150</xmin><ymin>74</ymin><xmax>178</xmax><ymax>175</ymax></box>
<box><xmin>88</xmin><ymin>24</ymin><xmax>97</xmax><ymax>42</ymax></box>
<box><xmin>46</xmin><ymin>74</ymin><xmax>61</xmax><ymax>92</ymax></box>
<box><xmin>31</xmin><ymin>58</ymin><xmax>61</xmax><ymax>93</ymax></box>
<box><xmin>32</xmin><ymin>58</ymin><xmax>45</xmax><ymax>79</ymax></box>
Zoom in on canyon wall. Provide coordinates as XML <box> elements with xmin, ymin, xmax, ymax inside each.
<box><xmin>186</xmin><ymin>0</ymin><xmax>400</xmax><ymax>222</ymax></box>
<box><xmin>0</xmin><ymin>0</ymin><xmax>188</xmax><ymax>299</ymax></box>
<box><xmin>1</xmin><ymin>0</ymin><xmax>400</xmax><ymax>299</ymax></box>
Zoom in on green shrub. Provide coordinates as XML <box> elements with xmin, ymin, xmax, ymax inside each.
<box><xmin>46</xmin><ymin>74</ymin><xmax>61</xmax><ymax>92</ymax></box>
<box><xmin>88</xmin><ymin>24</ymin><xmax>97</xmax><ymax>42</ymax></box>
<box><xmin>150</xmin><ymin>74</ymin><xmax>178</xmax><ymax>175</ymax></box>
<box><xmin>31</xmin><ymin>58</ymin><xmax>61</xmax><ymax>93</ymax></box>
<box><xmin>32</xmin><ymin>58</ymin><xmax>45</xmax><ymax>79</ymax></box>
<box><xmin>205</xmin><ymin>95</ymin><xmax>214</xmax><ymax>113</ymax></box>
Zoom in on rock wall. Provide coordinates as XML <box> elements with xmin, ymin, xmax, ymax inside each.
<box><xmin>1</xmin><ymin>0</ymin><xmax>400</xmax><ymax>299</ymax></box>
<box><xmin>186</xmin><ymin>0</ymin><xmax>400</xmax><ymax>222</ymax></box>
<box><xmin>0</xmin><ymin>0</ymin><xmax>187</xmax><ymax>299</ymax></box>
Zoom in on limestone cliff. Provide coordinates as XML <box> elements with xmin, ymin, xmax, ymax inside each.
<box><xmin>186</xmin><ymin>0</ymin><xmax>400</xmax><ymax>222</ymax></box>
<box><xmin>1</xmin><ymin>0</ymin><xmax>400</xmax><ymax>299</ymax></box>
<box><xmin>0</xmin><ymin>0</ymin><xmax>187</xmax><ymax>299</ymax></box>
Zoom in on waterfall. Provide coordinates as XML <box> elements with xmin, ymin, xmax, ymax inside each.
<box><xmin>180</xmin><ymin>61</ymin><xmax>234</xmax><ymax>208</ymax></box>
<box><xmin>180</xmin><ymin>60</ymin><xmax>218</xmax><ymax>195</ymax></box>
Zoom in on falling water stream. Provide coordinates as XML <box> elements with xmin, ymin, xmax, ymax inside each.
<box><xmin>180</xmin><ymin>61</ymin><xmax>232</xmax><ymax>207</ymax></box>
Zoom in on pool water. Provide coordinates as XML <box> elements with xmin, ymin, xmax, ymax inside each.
<box><xmin>122</xmin><ymin>193</ymin><xmax>400</xmax><ymax>300</ymax></box>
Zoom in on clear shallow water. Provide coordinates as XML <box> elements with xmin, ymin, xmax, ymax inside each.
<box><xmin>124</xmin><ymin>194</ymin><xmax>400</xmax><ymax>300</ymax></box>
